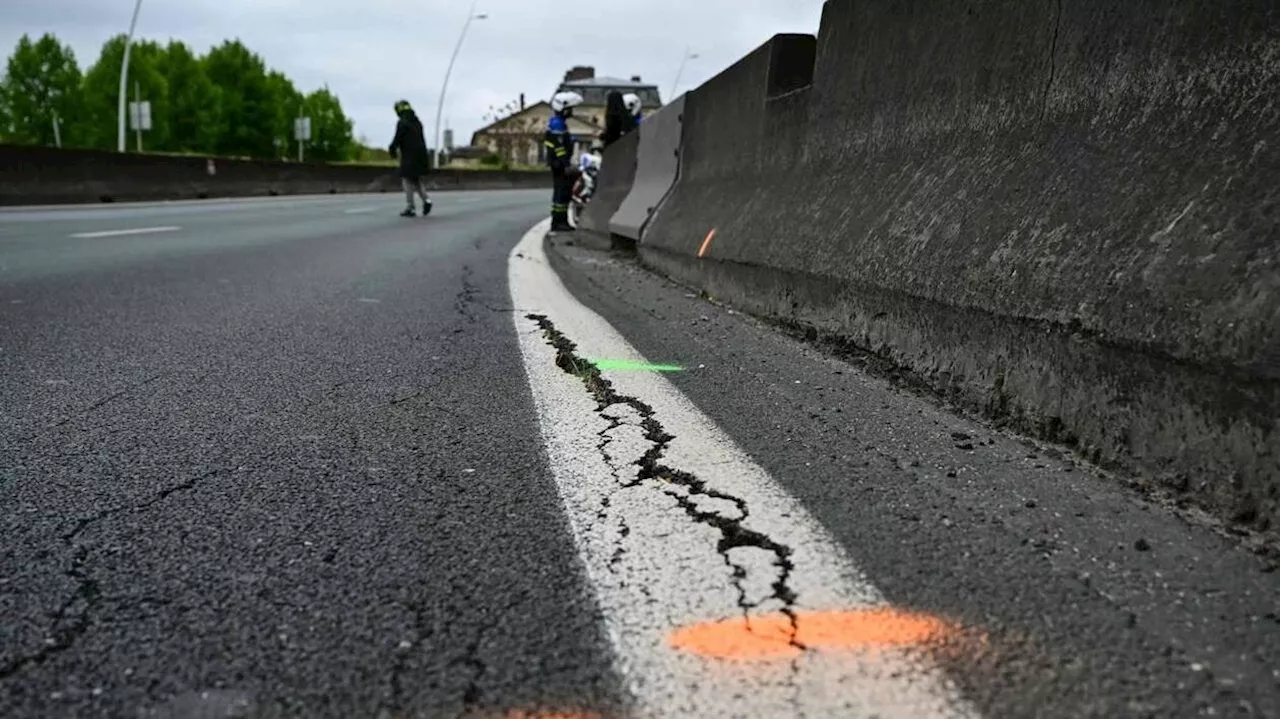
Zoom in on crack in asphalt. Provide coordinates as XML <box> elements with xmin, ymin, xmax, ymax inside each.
<box><xmin>453</xmin><ymin>265</ymin><xmax>480</xmax><ymax>325</ymax></box>
<box><xmin>48</xmin><ymin>372</ymin><xmax>169</xmax><ymax>428</ymax></box>
<box><xmin>385</xmin><ymin>599</ymin><xmax>427</xmax><ymax>715</ymax></box>
<box><xmin>527</xmin><ymin>313</ymin><xmax>807</xmax><ymax>653</ymax></box>
<box><xmin>0</xmin><ymin>467</ymin><xmax>223</xmax><ymax>682</ymax></box>
<box><xmin>1040</xmin><ymin>0</ymin><xmax>1063</xmax><ymax>122</ymax></box>
<box><xmin>452</xmin><ymin>591</ymin><xmax>527</xmax><ymax>718</ymax></box>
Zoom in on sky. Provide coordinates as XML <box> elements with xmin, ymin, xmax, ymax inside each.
<box><xmin>0</xmin><ymin>0</ymin><xmax>827</xmax><ymax>148</ymax></box>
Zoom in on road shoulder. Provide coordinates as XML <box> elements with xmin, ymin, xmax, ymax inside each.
<box><xmin>544</xmin><ymin>232</ymin><xmax>1280</xmax><ymax>717</ymax></box>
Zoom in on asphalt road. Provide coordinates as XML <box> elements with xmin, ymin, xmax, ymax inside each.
<box><xmin>0</xmin><ymin>192</ymin><xmax>623</xmax><ymax>718</ymax></box>
<box><xmin>1</xmin><ymin>193</ymin><xmax>1277</xmax><ymax>718</ymax></box>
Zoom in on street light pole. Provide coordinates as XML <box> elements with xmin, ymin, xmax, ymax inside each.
<box><xmin>669</xmin><ymin>47</ymin><xmax>698</xmax><ymax>101</ymax></box>
<box><xmin>433</xmin><ymin>2</ymin><xmax>486</xmax><ymax>169</ymax></box>
<box><xmin>117</xmin><ymin>0</ymin><xmax>144</xmax><ymax>152</ymax></box>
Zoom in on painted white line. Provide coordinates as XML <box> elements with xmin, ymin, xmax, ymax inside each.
<box><xmin>69</xmin><ymin>226</ymin><xmax>181</xmax><ymax>238</ymax></box>
<box><xmin>508</xmin><ymin>219</ymin><xmax>979</xmax><ymax>717</ymax></box>
<box><xmin>343</xmin><ymin>207</ymin><xmax>377</xmax><ymax>214</ymax></box>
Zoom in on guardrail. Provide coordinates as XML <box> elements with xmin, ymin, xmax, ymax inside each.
<box><xmin>0</xmin><ymin>144</ymin><xmax>549</xmax><ymax>205</ymax></box>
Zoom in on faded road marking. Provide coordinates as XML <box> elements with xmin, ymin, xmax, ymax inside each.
<box><xmin>69</xmin><ymin>226</ymin><xmax>181</xmax><ymax>238</ymax></box>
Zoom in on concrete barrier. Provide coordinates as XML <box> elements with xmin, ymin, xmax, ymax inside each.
<box><xmin>641</xmin><ymin>1</ymin><xmax>1280</xmax><ymax>534</ymax></box>
<box><xmin>578</xmin><ymin>130</ymin><xmax>639</xmax><ymax>234</ymax></box>
<box><xmin>0</xmin><ymin>144</ymin><xmax>549</xmax><ymax>206</ymax></box>
<box><xmin>608</xmin><ymin>94</ymin><xmax>685</xmax><ymax>242</ymax></box>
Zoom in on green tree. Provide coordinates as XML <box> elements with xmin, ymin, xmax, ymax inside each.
<box><xmin>79</xmin><ymin>35</ymin><xmax>169</xmax><ymax>150</ymax></box>
<box><xmin>0</xmin><ymin>33</ymin><xmax>83</xmax><ymax>146</ymax></box>
<box><xmin>303</xmin><ymin>87</ymin><xmax>354</xmax><ymax>161</ymax></box>
<box><xmin>0</xmin><ymin>92</ymin><xmax>11</xmax><ymax>141</ymax></box>
<box><xmin>157</xmin><ymin>40</ymin><xmax>221</xmax><ymax>153</ymax></box>
<box><xmin>263</xmin><ymin>70</ymin><xmax>301</xmax><ymax>159</ymax></box>
<box><xmin>202</xmin><ymin>41</ymin><xmax>276</xmax><ymax>158</ymax></box>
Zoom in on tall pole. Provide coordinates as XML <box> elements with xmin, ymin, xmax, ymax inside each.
<box><xmin>669</xmin><ymin>47</ymin><xmax>697</xmax><ymax>101</ymax></box>
<box><xmin>117</xmin><ymin>0</ymin><xmax>144</xmax><ymax>152</ymax></box>
<box><xmin>434</xmin><ymin>2</ymin><xmax>485</xmax><ymax>169</ymax></box>
<box><xmin>135</xmin><ymin>80</ymin><xmax>143</xmax><ymax>152</ymax></box>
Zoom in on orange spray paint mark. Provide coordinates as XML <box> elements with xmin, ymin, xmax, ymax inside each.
<box><xmin>697</xmin><ymin>228</ymin><xmax>717</xmax><ymax>258</ymax></box>
<box><xmin>668</xmin><ymin>608</ymin><xmax>953</xmax><ymax>661</ymax></box>
<box><xmin>496</xmin><ymin>706</ymin><xmax>606</xmax><ymax>711</ymax></box>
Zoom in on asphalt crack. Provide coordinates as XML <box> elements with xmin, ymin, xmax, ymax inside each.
<box><xmin>527</xmin><ymin>313</ymin><xmax>806</xmax><ymax>652</ymax></box>
<box><xmin>48</xmin><ymin>372</ymin><xmax>168</xmax><ymax>428</ymax></box>
<box><xmin>1039</xmin><ymin>0</ymin><xmax>1063</xmax><ymax>122</ymax></box>
<box><xmin>385</xmin><ymin>599</ymin><xmax>427</xmax><ymax>715</ymax></box>
<box><xmin>0</xmin><ymin>466</ymin><xmax>223</xmax><ymax>682</ymax></box>
<box><xmin>453</xmin><ymin>265</ymin><xmax>480</xmax><ymax>324</ymax></box>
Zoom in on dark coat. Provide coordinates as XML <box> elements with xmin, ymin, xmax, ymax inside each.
<box><xmin>601</xmin><ymin>91</ymin><xmax>635</xmax><ymax>147</ymax></box>
<box><xmin>389</xmin><ymin>109</ymin><xmax>429</xmax><ymax>178</ymax></box>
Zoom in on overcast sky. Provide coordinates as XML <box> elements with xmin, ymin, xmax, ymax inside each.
<box><xmin>1</xmin><ymin>0</ymin><xmax>826</xmax><ymax>146</ymax></box>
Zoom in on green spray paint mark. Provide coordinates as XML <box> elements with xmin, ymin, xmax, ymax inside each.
<box><xmin>590</xmin><ymin>358</ymin><xmax>684</xmax><ymax>372</ymax></box>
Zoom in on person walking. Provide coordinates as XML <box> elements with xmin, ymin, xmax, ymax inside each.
<box><xmin>388</xmin><ymin>100</ymin><xmax>432</xmax><ymax>217</ymax></box>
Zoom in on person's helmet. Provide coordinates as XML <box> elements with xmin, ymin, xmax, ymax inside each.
<box><xmin>551</xmin><ymin>91</ymin><xmax>583</xmax><ymax>113</ymax></box>
<box><xmin>394</xmin><ymin>99</ymin><xmax>411</xmax><ymax>114</ymax></box>
<box><xmin>622</xmin><ymin>93</ymin><xmax>642</xmax><ymax>115</ymax></box>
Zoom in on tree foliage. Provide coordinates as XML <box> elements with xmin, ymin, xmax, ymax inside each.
<box><xmin>0</xmin><ymin>34</ymin><xmax>83</xmax><ymax>146</ymax></box>
<box><xmin>0</xmin><ymin>33</ymin><xmax>356</xmax><ymax>160</ymax></box>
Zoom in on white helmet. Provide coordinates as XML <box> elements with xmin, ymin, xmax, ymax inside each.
<box><xmin>551</xmin><ymin>91</ymin><xmax>583</xmax><ymax>113</ymax></box>
<box><xmin>622</xmin><ymin>92</ymin><xmax>642</xmax><ymax>115</ymax></box>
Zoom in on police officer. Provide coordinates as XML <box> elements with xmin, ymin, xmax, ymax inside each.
<box><xmin>545</xmin><ymin>91</ymin><xmax>582</xmax><ymax>232</ymax></box>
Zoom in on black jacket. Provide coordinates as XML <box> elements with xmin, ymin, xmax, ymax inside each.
<box><xmin>389</xmin><ymin>109</ymin><xmax>429</xmax><ymax>178</ymax></box>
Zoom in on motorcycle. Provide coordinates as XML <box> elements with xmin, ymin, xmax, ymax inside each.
<box><xmin>569</xmin><ymin>155</ymin><xmax>601</xmax><ymax>227</ymax></box>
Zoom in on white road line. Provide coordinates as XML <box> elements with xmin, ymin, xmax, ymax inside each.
<box><xmin>509</xmin><ymin>219</ymin><xmax>979</xmax><ymax>717</ymax></box>
<box><xmin>69</xmin><ymin>226</ymin><xmax>181</xmax><ymax>238</ymax></box>
<box><xmin>343</xmin><ymin>207</ymin><xmax>377</xmax><ymax>214</ymax></box>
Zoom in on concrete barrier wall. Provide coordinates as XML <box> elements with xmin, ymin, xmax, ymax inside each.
<box><xmin>640</xmin><ymin>35</ymin><xmax>816</xmax><ymax>256</ymax></box>
<box><xmin>0</xmin><ymin>144</ymin><xmax>549</xmax><ymax>205</ymax></box>
<box><xmin>641</xmin><ymin>0</ymin><xmax>1280</xmax><ymax>534</ymax></box>
<box><xmin>608</xmin><ymin>94</ymin><xmax>685</xmax><ymax>240</ymax></box>
<box><xmin>578</xmin><ymin>130</ymin><xmax>640</xmax><ymax>234</ymax></box>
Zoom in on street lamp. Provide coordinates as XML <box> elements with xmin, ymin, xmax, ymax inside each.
<box><xmin>433</xmin><ymin>2</ymin><xmax>487</xmax><ymax>169</ymax></box>
<box><xmin>117</xmin><ymin>0</ymin><xmax>143</xmax><ymax>152</ymax></box>
<box><xmin>669</xmin><ymin>47</ymin><xmax>699</xmax><ymax>101</ymax></box>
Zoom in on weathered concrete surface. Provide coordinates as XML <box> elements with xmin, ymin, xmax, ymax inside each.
<box><xmin>641</xmin><ymin>1</ymin><xmax>1280</xmax><ymax>534</ymax></box>
<box><xmin>0</xmin><ymin>144</ymin><xmax>548</xmax><ymax>205</ymax></box>
<box><xmin>577</xmin><ymin>130</ymin><xmax>639</xmax><ymax>235</ymax></box>
<box><xmin>608</xmin><ymin>95</ymin><xmax>685</xmax><ymax>241</ymax></box>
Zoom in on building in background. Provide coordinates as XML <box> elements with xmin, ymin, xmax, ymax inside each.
<box><xmin>556</xmin><ymin>66</ymin><xmax>663</xmax><ymax>126</ymax></box>
<box><xmin>467</xmin><ymin>67</ymin><xmax>663</xmax><ymax>168</ymax></box>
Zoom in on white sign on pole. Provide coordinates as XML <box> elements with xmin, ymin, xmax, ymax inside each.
<box><xmin>128</xmin><ymin>101</ymin><xmax>152</xmax><ymax>130</ymax></box>
<box><xmin>294</xmin><ymin>117</ymin><xmax>311</xmax><ymax>141</ymax></box>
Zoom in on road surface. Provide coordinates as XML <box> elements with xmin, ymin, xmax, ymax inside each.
<box><xmin>1</xmin><ymin>192</ymin><xmax>1276</xmax><ymax>718</ymax></box>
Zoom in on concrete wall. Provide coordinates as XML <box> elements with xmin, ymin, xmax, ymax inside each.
<box><xmin>0</xmin><ymin>144</ymin><xmax>549</xmax><ymax>205</ymax></box>
<box><xmin>640</xmin><ymin>1</ymin><xmax>1280</xmax><ymax>534</ymax></box>
<box><xmin>609</xmin><ymin>94</ymin><xmax>685</xmax><ymax>240</ymax></box>
<box><xmin>578</xmin><ymin>129</ymin><xmax>639</xmax><ymax>234</ymax></box>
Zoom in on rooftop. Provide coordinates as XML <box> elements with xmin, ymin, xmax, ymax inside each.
<box><xmin>562</xmin><ymin>76</ymin><xmax>657</xmax><ymax>89</ymax></box>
